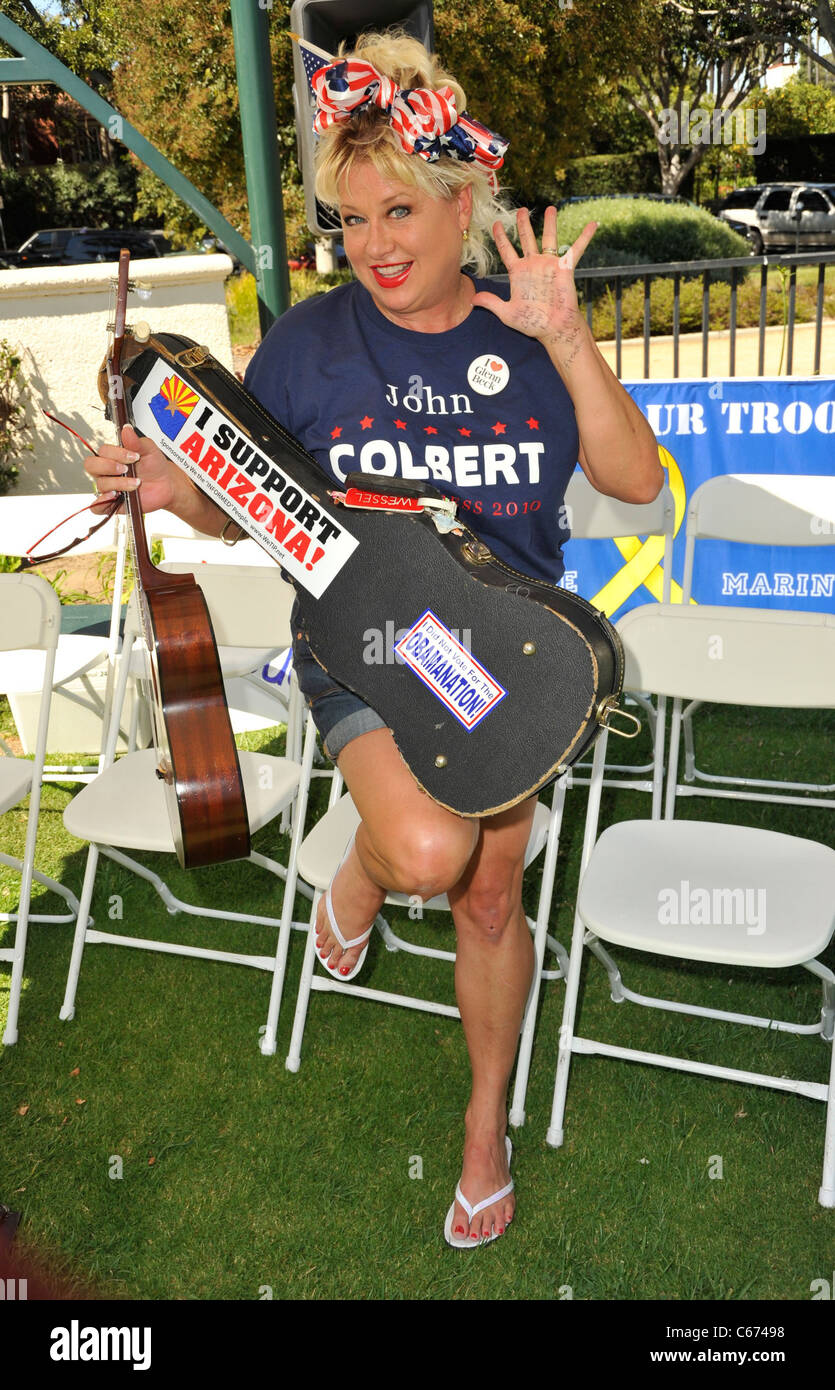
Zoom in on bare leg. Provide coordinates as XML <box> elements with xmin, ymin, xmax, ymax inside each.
<box><xmin>312</xmin><ymin>727</ymin><xmax>536</xmax><ymax>1244</ymax></box>
<box><xmin>313</xmin><ymin>728</ymin><xmax>478</xmax><ymax>974</ymax></box>
<box><xmin>446</xmin><ymin>796</ymin><xmax>538</xmax><ymax>1240</ymax></box>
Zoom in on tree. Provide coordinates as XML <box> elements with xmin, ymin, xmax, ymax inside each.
<box><xmin>434</xmin><ymin>0</ymin><xmax>663</xmax><ymax>196</ymax></box>
<box><xmin>110</xmin><ymin>1</ymin><xmax>310</xmax><ymax>250</ymax></box>
<box><xmin>111</xmin><ymin>0</ymin><xmax>658</xmax><ymax>242</ymax></box>
<box><xmin>616</xmin><ymin>0</ymin><xmax>811</xmax><ymax>194</ymax></box>
<box><xmin>0</xmin><ymin>0</ymin><xmax>126</xmax><ymax>88</ymax></box>
<box><xmin>1</xmin><ymin>0</ymin><xmax>308</xmax><ymax>251</ymax></box>
<box><xmin>750</xmin><ymin>73</ymin><xmax>835</xmax><ymax>134</ymax></box>
<box><xmin>743</xmin><ymin>1</ymin><xmax>835</xmax><ymax>81</ymax></box>
<box><xmin>0</xmin><ymin>2</ymin><xmax>127</xmax><ymax>170</ymax></box>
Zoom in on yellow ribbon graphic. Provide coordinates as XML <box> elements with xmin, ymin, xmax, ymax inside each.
<box><xmin>589</xmin><ymin>445</ymin><xmax>694</xmax><ymax>616</ymax></box>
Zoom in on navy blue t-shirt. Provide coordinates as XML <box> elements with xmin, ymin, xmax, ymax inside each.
<box><xmin>244</xmin><ymin>277</ymin><xmax>579</xmax><ymax>584</ymax></box>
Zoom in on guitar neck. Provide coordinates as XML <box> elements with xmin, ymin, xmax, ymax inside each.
<box><xmin>109</xmin><ymin>249</ymin><xmax>157</xmax><ymax>589</ymax></box>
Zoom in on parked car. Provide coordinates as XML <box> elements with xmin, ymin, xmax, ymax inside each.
<box><xmin>9</xmin><ymin>226</ymin><xmax>163</xmax><ymax>267</ymax></box>
<box><xmin>62</xmin><ymin>229</ymin><xmax>163</xmax><ymax>264</ymax></box>
<box><xmin>718</xmin><ymin>183</ymin><xmax>835</xmax><ymax>254</ymax></box>
<box><xmin>8</xmin><ymin>227</ymin><xmax>81</xmax><ymax>267</ymax></box>
<box><xmin>147</xmin><ymin>229</ymin><xmax>173</xmax><ymax>255</ymax></box>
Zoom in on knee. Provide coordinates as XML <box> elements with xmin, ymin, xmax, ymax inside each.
<box><xmin>367</xmin><ymin>819</ymin><xmax>477</xmax><ymax>900</ymax></box>
<box><xmin>454</xmin><ymin>877</ymin><xmax>521</xmax><ymax>941</ymax></box>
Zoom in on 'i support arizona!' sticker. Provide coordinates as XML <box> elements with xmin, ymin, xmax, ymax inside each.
<box><xmin>131</xmin><ymin>357</ymin><xmax>358</xmax><ymax>599</ymax></box>
<box><xmin>466</xmin><ymin>354</ymin><xmax>510</xmax><ymax>396</ymax></box>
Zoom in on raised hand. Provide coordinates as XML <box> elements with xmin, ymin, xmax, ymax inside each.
<box><xmin>471</xmin><ymin>206</ymin><xmax>598</xmax><ymax>370</ymax></box>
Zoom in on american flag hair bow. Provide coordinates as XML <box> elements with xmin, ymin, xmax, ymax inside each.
<box><xmin>292</xmin><ymin>35</ymin><xmax>508</xmax><ymax>176</ymax></box>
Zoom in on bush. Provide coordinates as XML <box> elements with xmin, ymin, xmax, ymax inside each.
<box><xmin>226</xmin><ymin>268</ymin><xmax>354</xmax><ymax>348</ymax></box>
<box><xmin>555</xmin><ymin>197</ymin><xmax>750</xmax><ymax>278</ymax></box>
<box><xmin>0</xmin><ymin>340</ymin><xmax>30</xmax><ymax>496</ymax></box>
<box><xmin>0</xmin><ymin>160</ymin><xmax>139</xmax><ymax>247</ymax></box>
<box><xmin>551</xmin><ymin>150</ymin><xmax>661</xmax><ymax>201</ymax></box>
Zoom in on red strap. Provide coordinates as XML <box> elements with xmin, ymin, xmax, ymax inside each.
<box><xmin>343</xmin><ymin>487</ymin><xmax>424</xmax><ymax>511</ymax></box>
<box><xmin>15</xmin><ymin>411</ymin><xmax>123</xmax><ymax>571</ymax></box>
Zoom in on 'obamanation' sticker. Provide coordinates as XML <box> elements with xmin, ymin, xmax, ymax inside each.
<box><xmin>395</xmin><ymin>610</ymin><xmax>506</xmax><ymax>730</ymax></box>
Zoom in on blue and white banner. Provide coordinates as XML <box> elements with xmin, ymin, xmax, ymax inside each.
<box><xmin>562</xmin><ymin>377</ymin><xmax>835</xmax><ymax>617</ymax></box>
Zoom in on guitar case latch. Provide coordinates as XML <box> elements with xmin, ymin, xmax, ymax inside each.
<box><xmin>596</xmin><ymin>695</ymin><xmax>641</xmax><ymax>738</ymax></box>
<box><xmin>461</xmin><ymin>539</ymin><xmax>493</xmax><ymax>565</ymax></box>
<box><xmin>173</xmin><ymin>344</ymin><xmax>213</xmax><ymax>370</ymax></box>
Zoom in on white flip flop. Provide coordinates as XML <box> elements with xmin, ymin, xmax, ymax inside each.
<box><xmin>444</xmin><ymin>1136</ymin><xmax>514</xmax><ymax>1248</ymax></box>
<box><xmin>315</xmin><ymin>832</ymin><xmax>373</xmax><ymax>983</ymax></box>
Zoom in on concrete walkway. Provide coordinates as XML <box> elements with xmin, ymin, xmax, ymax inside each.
<box><xmin>598</xmin><ymin>318</ymin><xmax>835</xmax><ymax>380</ymax></box>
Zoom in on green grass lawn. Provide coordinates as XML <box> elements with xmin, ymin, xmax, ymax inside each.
<box><xmin>1</xmin><ymin>698</ymin><xmax>834</xmax><ymax>1301</ymax></box>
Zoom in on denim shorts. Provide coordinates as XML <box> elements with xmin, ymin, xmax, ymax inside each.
<box><xmin>290</xmin><ymin>599</ymin><xmax>386</xmax><ymax>760</ymax></box>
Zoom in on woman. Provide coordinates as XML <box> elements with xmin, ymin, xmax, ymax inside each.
<box><xmin>85</xmin><ymin>31</ymin><xmax>662</xmax><ymax>1248</ymax></box>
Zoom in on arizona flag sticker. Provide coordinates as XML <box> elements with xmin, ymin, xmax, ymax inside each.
<box><xmin>148</xmin><ymin>374</ymin><xmax>199</xmax><ymax>439</ymax></box>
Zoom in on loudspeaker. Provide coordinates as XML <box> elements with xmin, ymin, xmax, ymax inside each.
<box><xmin>290</xmin><ymin>0</ymin><xmax>434</xmax><ymax>236</ymax></box>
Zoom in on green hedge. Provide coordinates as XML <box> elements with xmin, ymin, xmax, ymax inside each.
<box><xmin>555</xmin><ymin>197</ymin><xmax>750</xmax><ymax>279</ymax></box>
<box><xmin>552</xmin><ymin>150</ymin><xmax>661</xmax><ymax>200</ymax></box>
<box><xmin>0</xmin><ymin>161</ymin><xmax>138</xmax><ymax>248</ymax></box>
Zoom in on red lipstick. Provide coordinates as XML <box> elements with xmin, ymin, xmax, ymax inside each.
<box><xmin>370</xmin><ymin>263</ymin><xmax>412</xmax><ymax>288</ymax></box>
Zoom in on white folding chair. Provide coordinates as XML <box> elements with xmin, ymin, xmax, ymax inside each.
<box><xmin>0</xmin><ymin>574</ymin><xmax>83</xmax><ymax>1044</ymax></box>
<box><xmin>0</xmin><ymin>495</ymin><xmax>129</xmax><ymax>782</ymax></box>
<box><xmin>284</xmin><ymin>767</ymin><xmax>571</xmax><ymax>1127</ymax></box>
<box><xmin>679</xmin><ymin>473</ymin><xmax>835</xmax><ymax>810</ymax></box>
<box><xmin>58</xmin><ymin>564</ymin><xmax>318</xmax><ymax>1051</ymax></box>
<box><xmin>564</xmin><ymin>468</ymin><xmax>676</xmax><ymax>811</ymax></box>
<box><xmin>548</xmin><ymin>603</ymin><xmax>835</xmax><ymax>1207</ymax></box>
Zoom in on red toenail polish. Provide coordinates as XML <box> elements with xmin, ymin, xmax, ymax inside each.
<box><xmin>470</xmin><ymin>1233</ymin><xmax>478</xmax><ymax>1240</ymax></box>
<box><xmin>498</xmin><ymin>1227</ymin><xmax>504</xmax><ymax>1234</ymax></box>
<box><xmin>455</xmin><ymin>1226</ymin><xmax>464</xmax><ymax>1235</ymax></box>
<box><xmin>339</xmin><ymin>966</ymin><xmax>350</xmax><ymax>975</ymax></box>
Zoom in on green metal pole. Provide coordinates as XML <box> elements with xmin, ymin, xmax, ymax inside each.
<box><xmin>230</xmin><ymin>0</ymin><xmax>290</xmax><ymax>334</ymax></box>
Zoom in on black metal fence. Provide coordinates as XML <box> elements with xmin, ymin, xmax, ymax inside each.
<box><xmin>573</xmin><ymin>250</ymin><xmax>834</xmax><ymax>380</ymax></box>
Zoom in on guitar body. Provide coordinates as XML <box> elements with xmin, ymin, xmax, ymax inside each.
<box><xmin>121</xmin><ymin>330</ymin><xmax>636</xmax><ymax>817</ymax></box>
<box><xmin>104</xmin><ymin>251</ymin><xmax>251</xmax><ymax>870</ymax></box>
<box><xmin>140</xmin><ymin>576</ymin><xmax>251</xmax><ymax>869</ymax></box>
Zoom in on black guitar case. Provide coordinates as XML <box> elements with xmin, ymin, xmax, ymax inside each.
<box><xmin>119</xmin><ymin>330</ymin><xmax>638</xmax><ymax>817</ymax></box>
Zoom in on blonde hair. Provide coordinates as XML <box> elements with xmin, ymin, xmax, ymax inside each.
<box><xmin>313</xmin><ymin>30</ymin><xmax>514</xmax><ymax>277</ymax></box>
